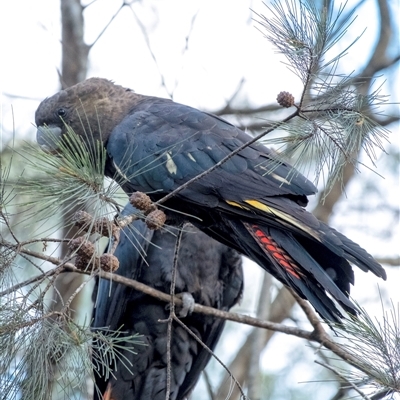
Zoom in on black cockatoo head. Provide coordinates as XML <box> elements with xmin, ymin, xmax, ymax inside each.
<box><xmin>35</xmin><ymin>78</ymin><xmax>141</xmax><ymax>153</ymax></box>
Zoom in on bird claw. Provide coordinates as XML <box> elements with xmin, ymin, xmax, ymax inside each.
<box><xmin>176</xmin><ymin>292</ymin><xmax>195</xmax><ymax>318</ymax></box>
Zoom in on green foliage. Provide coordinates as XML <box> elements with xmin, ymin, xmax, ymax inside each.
<box><xmin>334</xmin><ymin>301</ymin><xmax>400</xmax><ymax>397</ymax></box>
<box><xmin>0</xmin><ymin>131</ymin><xmax>136</xmax><ymax>400</ymax></box>
<box><xmin>254</xmin><ymin>0</ymin><xmax>389</xmax><ymax>192</ymax></box>
<box><xmin>15</xmin><ymin>127</ymin><xmax>122</xmax><ymax>237</ymax></box>
<box><xmin>0</xmin><ymin>307</ymin><xmax>143</xmax><ymax>400</ymax></box>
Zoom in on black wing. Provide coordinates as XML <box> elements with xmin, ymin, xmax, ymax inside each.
<box><xmin>104</xmin><ymin>98</ymin><xmax>385</xmax><ymax>322</ymax></box>
<box><xmin>104</xmin><ymin>98</ymin><xmax>366</xmax><ymax>264</ymax></box>
<box><xmin>92</xmin><ymin>203</ymin><xmax>243</xmax><ymax>400</ymax></box>
<box><xmin>106</xmin><ymin>97</ymin><xmax>316</xmax><ymax>206</ymax></box>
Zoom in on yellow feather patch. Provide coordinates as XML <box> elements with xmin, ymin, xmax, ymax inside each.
<box><xmin>226</xmin><ymin>200</ymin><xmax>250</xmax><ymax>210</ymax></box>
<box><xmin>244</xmin><ymin>199</ymin><xmax>273</xmax><ymax>213</ymax></box>
<box><xmin>244</xmin><ymin>199</ymin><xmax>320</xmax><ymax>241</ymax></box>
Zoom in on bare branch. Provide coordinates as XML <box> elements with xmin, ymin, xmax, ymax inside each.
<box><xmin>247</xmin><ymin>274</ymin><xmax>272</xmax><ymax>399</ymax></box>
<box><xmin>125</xmin><ymin>4</ymin><xmax>173</xmax><ymax>98</ymax></box>
<box><xmin>88</xmin><ymin>2</ymin><xmax>126</xmax><ymax>49</ymax></box>
<box><xmin>374</xmin><ymin>257</ymin><xmax>400</xmax><ymax>267</ymax></box>
<box><xmin>164</xmin><ymin>226</ymin><xmax>184</xmax><ymax>400</ymax></box>
<box><xmin>173</xmin><ymin>315</ymin><xmax>247</xmax><ymax>399</ymax></box>
<box><xmin>215</xmin><ymin>287</ymin><xmax>296</xmax><ymax>400</ymax></box>
<box><xmin>213</xmin><ymin>102</ymin><xmax>282</xmax><ymax>118</ymax></box>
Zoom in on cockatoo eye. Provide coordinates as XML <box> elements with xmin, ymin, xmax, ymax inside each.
<box><xmin>56</xmin><ymin>108</ymin><xmax>67</xmax><ymax>117</ymax></box>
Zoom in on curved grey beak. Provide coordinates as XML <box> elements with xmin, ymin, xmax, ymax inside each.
<box><xmin>36</xmin><ymin>125</ymin><xmax>63</xmax><ymax>153</ymax></box>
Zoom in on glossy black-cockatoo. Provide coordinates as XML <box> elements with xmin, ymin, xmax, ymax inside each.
<box><xmin>36</xmin><ymin>77</ymin><xmax>386</xmax><ymax>322</ymax></box>
<box><xmin>91</xmin><ymin>203</ymin><xmax>243</xmax><ymax>399</ymax></box>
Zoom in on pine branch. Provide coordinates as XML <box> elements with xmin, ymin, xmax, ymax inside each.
<box><xmin>251</xmin><ymin>0</ymin><xmax>391</xmax><ymax>191</ymax></box>
<box><xmin>293</xmin><ymin>291</ymin><xmax>400</xmax><ymax>398</ymax></box>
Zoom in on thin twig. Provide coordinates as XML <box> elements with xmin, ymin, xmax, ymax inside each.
<box><xmin>173</xmin><ymin>315</ymin><xmax>248</xmax><ymax>399</ymax></box>
<box><xmin>89</xmin><ymin>2</ymin><xmax>126</xmax><ymax>48</ymax></box>
<box><xmin>202</xmin><ymin>370</ymin><xmax>216</xmax><ymax>400</ymax></box>
<box><xmin>0</xmin><ymin>240</ymin><xmax>76</xmax><ymax>297</ymax></box>
<box><xmin>61</xmin><ymin>274</ymin><xmax>95</xmax><ymax>315</ymax></box>
<box><xmin>0</xmin><ymin>310</ymin><xmax>64</xmax><ymax>334</ymax></box>
<box><xmin>1</xmin><ymin>210</ymin><xmax>20</xmax><ymax>244</ymax></box>
<box><xmin>126</xmin><ymin>5</ymin><xmax>173</xmax><ymax>98</ymax></box>
<box><xmin>0</xmin><ymin>264</ymin><xmax>66</xmax><ymax>297</ymax></box>
<box><xmin>291</xmin><ymin>290</ymin><xmax>389</xmax><ymax>384</ymax></box>
<box><xmin>18</xmin><ymin>237</ymin><xmax>70</xmax><ymax>246</ymax></box>
<box><xmin>291</xmin><ymin>290</ymin><xmax>326</xmax><ymax>337</ymax></box>
<box><xmin>23</xmin><ymin>273</ymin><xmax>60</xmax><ymax>314</ymax></box>
<box><xmin>165</xmin><ymin>225</ymin><xmax>185</xmax><ymax>400</ymax></box>
<box><xmin>315</xmin><ymin>360</ymin><xmax>372</xmax><ymax>400</ymax></box>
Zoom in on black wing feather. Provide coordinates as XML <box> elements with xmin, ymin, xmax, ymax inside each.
<box><xmin>106</xmin><ymin>98</ymin><xmax>316</xmax><ymax>204</ymax></box>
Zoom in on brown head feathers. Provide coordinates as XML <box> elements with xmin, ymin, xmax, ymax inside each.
<box><xmin>35</xmin><ymin>78</ymin><xmax>145</xmax><ymax>147</ymax></box>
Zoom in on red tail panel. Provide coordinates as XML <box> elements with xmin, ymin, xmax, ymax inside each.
<box><xmin>244</xmin><ymin>223</ymin><xmax>303</xmax><ymax>280</ymax></box>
